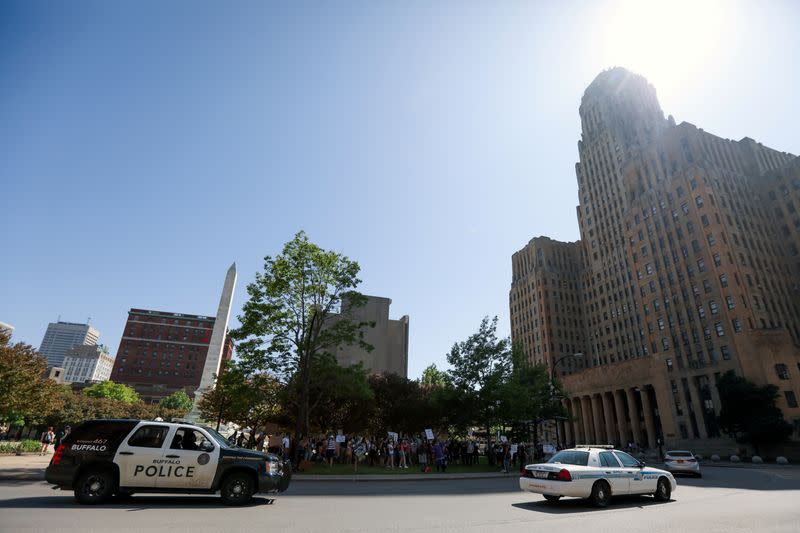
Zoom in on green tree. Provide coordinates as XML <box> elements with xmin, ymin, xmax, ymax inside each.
<box><xmin>420</xmin><ymin>363</ymin><xmax>448</xmax><ymax>388</ymax></box>
<box><xmin>231</xmin><ymin>231</ymin><xmax>373</xmax><ymax>447</ymax></box>
<box><xmin>500</xmin><ymin>344</ymin><xmax>566</xmax><ymax>449</ymax></box>
<box><xmin>0</xmin><ymin>333</ymin><xmax>64</xmax><ymax>425</ymax></box>
<box><xmin>83</xmin><ymin>380</ymin><xmax>140</xmax><ymax>404</ymax></box>
<box><xmin>159</xmin><ymin>390</ymin><xmax>193</xmax><ymax>413</ymax></box>
<box><xmin>446</xmin><ymin>317</ymin><xmax>512</xmax><ymax>437</ymax></box>
<box><xmin>717</xmin><ymin>370</ymin><xmax>793</xmax><ymax>453</ymax></box>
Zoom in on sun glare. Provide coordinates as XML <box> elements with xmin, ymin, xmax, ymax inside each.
<box><xmin>600</xmin><ymin>0</ymin><xmax>728</xmax><ymax>93</ymax></box>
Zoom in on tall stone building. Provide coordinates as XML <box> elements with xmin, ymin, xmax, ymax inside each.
<box><xmin>110</xmin><ymin>309</ymin><xmax>233</xmax><ymax>403</ymax></box>
<box><xmin>333</xmin><ymin>295</ymin><xmax>409</xmax><ymax>378</ymax></box>
<box><xmin>510</xmin><ymin>67</ymin><xmax>800</xmax><ymax>453</ymax></box>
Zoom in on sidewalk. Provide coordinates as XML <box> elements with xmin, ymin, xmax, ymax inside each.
<box><xmin>0</xmin><ymin>453</ymin><xmax>50</xmax><ymax>481</ymax></box>
<box><xmin>294</xmin><ymin>471</ymin><xmax>519</xmax><ymax>482</ymax></box>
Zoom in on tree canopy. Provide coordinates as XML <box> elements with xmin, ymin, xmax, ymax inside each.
<box><xmin>159</xmin><ymin>390</ymin><xmax>193</xmax><ymax>413</ymax></box>
<box><xmin>231</xmin><ymin>231</ymin><xmax>373</xmax><ymax>443</ymax></box>
<box><xmin>83</xmin><ymin>380</ymin><xmax>140</xmax><ymax>404</ymax></box>
<box><xmin>717</xmin><ymin>370</ymin><xmax>793</xmax><ymax>451</ymax></box>
<box><xmin>0</xmin><ymin>334</ymin><xmax>64</xmax><ymax>425</ymax></box>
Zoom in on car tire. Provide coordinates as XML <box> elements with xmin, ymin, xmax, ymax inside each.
<box><xmin>543</xmin><ymin>494</ymin><xmax>561</xmax><ymax>502</ymax></box>
<box><xmin>220</xmin><ymin>472</ymin><xmax>255</xmax><ymax>506</ymax></box>
<box><xmin>654</xmin><ymin>477</ymin><xmax>671</xmax><ymax>502</ymax></box>
<box><xmin>74</xmin><ymin>469</ymin><xmax>115</xmax><ymax>505</ymax></box>
<box><xmin>590</xmin><ymin>480</ymin><xmax>611</xmax><ymax>508</ymax></box>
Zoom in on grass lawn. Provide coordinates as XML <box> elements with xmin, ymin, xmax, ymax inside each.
<box><xmin>295</xmin><ymin>456</ymin><xmax>511</xmax><ymax>475</ymax></box>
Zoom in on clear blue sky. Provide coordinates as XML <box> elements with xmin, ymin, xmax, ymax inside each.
<box><xmin>2</xmin><ymin>1</ymin><xmax>798</xmax><ymax>378</ymax></box>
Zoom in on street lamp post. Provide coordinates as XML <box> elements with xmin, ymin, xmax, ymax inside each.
<box><xmin>550</xmin><ymin>353</ymin><xmax>583</xmax><ymax>449</ymax></box>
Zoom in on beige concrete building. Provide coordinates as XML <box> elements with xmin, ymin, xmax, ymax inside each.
<box><xmin>510</xmin><ymin>68</ymin><xmax>800</xmax><ymax>454</ymax></box>
<box><xmin>334</xmin><ymin>295</ymin><xmax>409</xmax><ymax>378</ymax></box>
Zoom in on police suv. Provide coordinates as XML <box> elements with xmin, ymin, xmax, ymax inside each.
<box><xmin>519</xmin><ymin>445</ymin><xmax>676</xmax><ymax>507</ymax></box>
<box><xmin>45</xmin><ymin>419</ymin><xmax>291</xmax><ymax>505</ymax></box>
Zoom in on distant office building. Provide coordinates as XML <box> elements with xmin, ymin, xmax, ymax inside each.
<box><xmin>0</xmin><ymin>321</ymin><xmax>13</xmax><ymax>339</ymax></box>
<box><xmin>39</xmin><ymin>321</ymin><xmax>100</xmax><ymax>368</ymax></box>
<box><xmin>110</xmin><ymin>309</ymin><xmax>233</xmax><ymax>403</ymax></box>
<box><xmin>63</xmin><ymin>345</ymin><xmax>115</xmax><ymax>384</ymax></box>
<box><xmin>333</xmin><ymin>295</ymin><xmax>409</xmax><ymax>378</ymax></box>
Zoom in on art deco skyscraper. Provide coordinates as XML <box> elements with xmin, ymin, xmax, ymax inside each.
<box><xmin>510</xmin><ymin>68</ymin><xmax>800</xmax><ymax>452</ymax></box>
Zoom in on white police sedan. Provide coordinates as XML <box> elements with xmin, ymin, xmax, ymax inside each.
<box><xmin>519</xmin><ymin>445</ymin><xmax>676</xmax><ymax>507</ymax></box>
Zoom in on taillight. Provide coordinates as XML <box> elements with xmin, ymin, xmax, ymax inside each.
<box><xmin>556</xmin><ymin>468</ymin><xmax>572</xmax><ymax>482</ymax></box>
<box><xmin>51</xmin><ymin>444</ymin><xmax>66</xmax><ymax>466</ymax></box>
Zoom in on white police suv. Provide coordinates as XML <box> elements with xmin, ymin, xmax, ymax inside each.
<box><xmin>46</xmin><ymin>419</ymin><xmax>291</xmax><ymax>505</ymax></box>
<box><xmin>519</xmin><ymin>445</ymin><xmax>676</xmax><ymax>507</ymax></box>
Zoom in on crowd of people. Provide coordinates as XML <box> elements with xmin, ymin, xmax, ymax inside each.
<box><xmin>223</xmin><ymin>431</ymin><xmax>548</xmax><ymax>474</ymax></box>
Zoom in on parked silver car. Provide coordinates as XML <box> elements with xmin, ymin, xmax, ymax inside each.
<box><xmin>663</xmin><ymin>450</ymin><xmax>701</xmax><ymax>477</ymax></box>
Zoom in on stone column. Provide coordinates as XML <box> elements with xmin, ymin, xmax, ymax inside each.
<box><xmin>625</xmin><ymin>388</ymin><xmax>644</xmax><ymax>447</ymax></box>
<box><xmin>613</xmin><ymin>389</ymin><xmax>629</xmax><ymax>445</ymax></box>
<box><xmin>581</xmin><ymin>396</ymin><xmax>594</xmax><ymax>443</ymax></box>
<box><xmin>591</xmin><ymin>394</ymin><xmax>605</xmax><ymax>443</ymax></box>
<box><xmin>563</xmin><ymin>400</ymin><xmax>573</xmax><ymax>446</ymax></box>
<box><xmin>572</xmin><ymin>398</ymin><xmax>584</xmax><ymax>444</ymax></box>
<box><xmin>601</xmin><ymin>391</ymin><xmax>617</xmax><ymax>447</ymax></box>
<box><xmin>640</xmin><ymin>387</ymin><xmax>658</xmax><ymax>450</ymax></box>
<box><xmin>651</xmin><ymin>380</ymin><xmax>678</xmax><ymax>444</ymax></box>
<box><xmin>686</xmin><ymin>379</ymin><xmax>710</xmax><ymax>439</ymax></box>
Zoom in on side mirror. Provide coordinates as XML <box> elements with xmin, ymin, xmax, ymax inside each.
<box><xmin>638</xmin><ymin>461</ymin><xmax>646</xmax><ymax>468</ymax></box>
<box><xmin>200</xmin><ymin>441</ymin><xmax>215</xmax><ymax>452</ymax></box>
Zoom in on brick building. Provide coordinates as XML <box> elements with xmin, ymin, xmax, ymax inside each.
<box><xmin>110</xmin><ymin>308</ymin><xmax>233</xmax><ymax>403</ymax></box>
<box><xmin>510</xmin><ymin>67</ymin><xmax>800</xmax><ymax>454</ymax></box>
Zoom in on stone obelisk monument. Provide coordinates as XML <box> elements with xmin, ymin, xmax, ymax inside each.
<box><xmin>187</xmin><ymin>262</ymin><xmax>237</xmax><ymax>422</ymax></box>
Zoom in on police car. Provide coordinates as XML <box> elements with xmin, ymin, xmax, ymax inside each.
<box><xmin>45</xmin><ymin>419</ymin><xmax>291</xmax><ymax>505</ymax></box>
<box><xmin>519</xmin><ymin>445</ymin><xmax>676</xmax><ymax>507</ymax></box>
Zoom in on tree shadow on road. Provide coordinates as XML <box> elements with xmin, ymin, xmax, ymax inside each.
<box><xmin>512</xmin><ymin>495</ymin><xmax>671</xmax><ymax>514</ymax></box>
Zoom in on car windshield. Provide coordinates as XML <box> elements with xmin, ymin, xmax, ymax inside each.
<box><xmin>547</xmin><ymin>450</ymin><xmax>589</xmax><ymax>466</ymax></box>
<box><xmin>666</xmin><ymin>451</ymin><xmax>693</xmax><ymax>457</ymax></box>
<box><xmin>200</xmin><ymin>426</ymin><xmax>232</xmax><ymax>448</ymax></box>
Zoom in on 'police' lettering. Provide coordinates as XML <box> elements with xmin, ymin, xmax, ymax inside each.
<box><xmin>132</xmin><ymin>464</ymin><xmax>195</xmax><ymax>478</ymax></box>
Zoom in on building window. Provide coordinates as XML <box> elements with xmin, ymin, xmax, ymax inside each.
<box><xmin>695</xmin><ymin>195</ymin><xmax>704</xmax><ymax>208</ymax></box>
<box><xmin>726</xmin><ymin>295</ymin><xmax>735</xmax><ymax>309</ymax></box>
<box><xmin>697</xmin><ymin>258</ymin><xmax>706</xmax><ymax>272</ymax></box>
<box><xmin>703</xmin><ymin>279</ymin><xmax>712</xmax><ymax>293</ymax></box>
<box><xmin>713</xmin><ymin>253</ymin><xmax>721</xmax><ymax>266</ymax></box>
<box><xmin>775</xmin><ymin>364</ymin><xmax>790</xmax><ymax>380</ymax></box>
<box><xmin>721</xmin><ymin>345</ymin><xmax>731</xmax><ymax>360</ymax></box>
<box><xmin>707</xmin><ymin>233</ymin><xmax>716</xmax><ymax>246</ymax></box>
<box><xmin>720</xmin><ymin>274</ymin><xmax>729</xmax><ymax>287</ymax></box>
<box><xmin>666</xmin><ymin>358</ymin><xmax>673</xmax><ymax>371</ymax></box>
<box><xmin>710</xmin><ymin>301</ymin><xmax>719</xmax><ymax>314</ymax></box>
<box><xmin>715</xmin><ymin>323</ymin><xmax>725</xmax><ymax>337</ymax></box>
<box><xmin>698</xmin><ymin>304</ymin><xmax>706</xmax><ymax>318</ymax></box>
<box><xmin>732</xmin><ymin>318</ymin><xmax>742</xmax><ymax>333</ymax></box>
<box><xmin>785</xmin><ymin>391</ymin><xmax>799</xmax><ymax>408</ymax></box>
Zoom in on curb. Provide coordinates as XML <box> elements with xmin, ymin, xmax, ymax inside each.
<box><xmin>293</xmin><ymin>472</ymin><xmax>518</xmax><ymax>482</ymax></box>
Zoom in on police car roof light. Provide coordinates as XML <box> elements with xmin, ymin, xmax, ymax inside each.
<box><xmin>574</xmin><ymin>444</ymin><xmax>614</xmax><ymax>449</ymax></box>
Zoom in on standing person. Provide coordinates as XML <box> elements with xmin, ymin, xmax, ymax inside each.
<box><xmin>54</xmin><ymin>426</ymin><xmax>71</xmax><ymax>449</ymax></box>
<box><xmin>501</xmin><ymin>442</ymin><xmax>511</xmax><ymax>473</ymax></box>
<box><xmin>432</xmin><ymin>440</ymin><xmax>446</xmax><ymax>473</ymax></box>
<box><xmin>398</xmin><ymin>439</ymin><xmax>408</xmax><ymax>469</ymax></box>
<box><xmin>326</xmin><ymin>435</ymin><xmax>336</xmax><ymax>467</ymax></box>
<box><xmin>386</xmin><ymin>439</ymin><xmax>395</xmax><ymax>469</ymax></box>
<box><xmin>466</xmin><ymin>440</ymin><xmax>474</xmax><ymax>466</ymax></box>
<box><xmin>39</xmin><ymin>426</ymin><xmax>55</xmax><ymax>455</ymax></box>
<box><xmin>282</xmin><ymin>433</ymin><xmax>291</xmax><ymax>458</ymax></box>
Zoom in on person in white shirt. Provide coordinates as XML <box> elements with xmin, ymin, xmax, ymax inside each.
<box><xmin>282</xmin><ymin>434</ymin><xmax>290</xmax><ymax>458</ymax></box>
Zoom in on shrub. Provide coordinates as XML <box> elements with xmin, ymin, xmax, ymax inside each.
<box><xmin>0</xmin><ymin>439</ymin><xmax>41</xmax><ymax>454</ymax></box>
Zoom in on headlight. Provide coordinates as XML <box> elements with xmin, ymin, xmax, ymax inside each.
<box><xmin>268</xmin><ymin>461</ymin><xmax>281</xmax><ymax>475</ymax></box>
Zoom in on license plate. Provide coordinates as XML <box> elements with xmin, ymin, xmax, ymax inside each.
<box><xmin>533</xmin><ymin>471</ymin><xmax>549</xmax><ymax>479</ymax></box>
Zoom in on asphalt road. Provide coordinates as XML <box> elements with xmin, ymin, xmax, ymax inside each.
<box><xmin>1</xmin><ymin>466</ymin><xmax>798</xmax><ymax>533</ymax></box>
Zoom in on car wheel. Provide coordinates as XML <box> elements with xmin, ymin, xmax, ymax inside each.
<box><xmin>74</xmin><ymin>469</ymin><xmax>115</xmax><ymax>505</ymax></box>
<box><xmin>220</xmin><ymin>472</ymin><xmax>255</xmax><ymax>506</ymax></box>
<box><xmin>654</xmin><ymin>477</ymin><xmax>671</xmax><ymax>502</ymax></box>
<box><xmin>590</xmin><ymin>480</ymin><xmax>611</xmax><ymax>508</ymax></box>
<box><xmin>543</xmin><ymin>494</ymin><xmax>561</xmax><ymax>502</ymax></box>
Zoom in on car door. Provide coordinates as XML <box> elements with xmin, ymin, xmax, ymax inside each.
<box><xmin>115</xmin><ymin>424</ymin><xmax>171</xmax><ymax>488</ymax></box>
<box><xmin>614</xmin><ymin>451</ymin><xmax>650</xmax><ymax>494</ymax></box>
<box><xmin>599</xmin><ymin>451</ymin><xmax>630</xmax><ymax>495</ymax></box>
<box><xmin>155</xmin><ymin>426</ymin><xmax>220</xmax><ymax>490</ymax></box>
